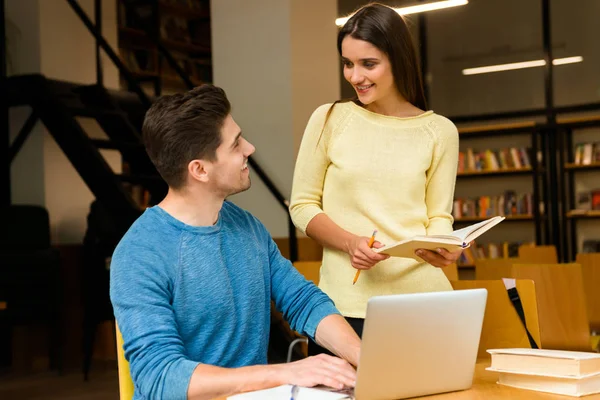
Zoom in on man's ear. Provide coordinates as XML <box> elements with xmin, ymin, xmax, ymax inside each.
<box><xmin>188</xmin><ymin>159</ymin><xmax>210</xmax><ymax>183</ymax></box>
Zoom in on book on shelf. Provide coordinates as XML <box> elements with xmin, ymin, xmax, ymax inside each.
<box><xmin>456</xmin><ymin>241</ymin><xmax>528</xmax><ymax>266</ymax></box>
<box><xmin>458</xmin><ymin>147</ymin><xmax>531</xmax><ymax>173</ymax></box>
<box><xmin>582</xmin><ymin>240</ymin><xmax>600</xmax><ymax>253</ymax></box>
<box><xmin>574</xmin><ymin>142</ymin><xmax>600</xmax><ymax>165</ymax></box>
<box><xmin>487</xmin><ymin>348</ymin><xmax>600</xmax><ymax>397</ymax></box>
<box><xmin>453</xmin><ymin>191</ymin><xmax>533</xmax><ymax>219</ymax></box>
<box><xmin>570</xmin><ymin>190</ymin><xmax>600</xmax><ymax>215</ymax></box>
<box><xmin>375</xmin><ymin>216</ymin><xmax>504</xmax><ymax>260</ymax></box>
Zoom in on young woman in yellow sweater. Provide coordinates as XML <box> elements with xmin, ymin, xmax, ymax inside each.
<box><xmin>289</xmin><ymin>3</ymin><xmax>464</xmax><ymax>352</ymax></box>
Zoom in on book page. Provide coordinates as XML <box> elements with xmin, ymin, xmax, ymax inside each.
<box><xmin>488</xmin><ymin>348</ymin><xmax>600</xmax><ymax>360</ymax></box>
<box><xmin>445</xmin><ymin>216</ymin><xmax>505</xmax><ymax>243</ymax></box>
<box><xmin>227</xmin><ymin>385</ymin><xmax>351</xmax><ymax>400</ymax></box>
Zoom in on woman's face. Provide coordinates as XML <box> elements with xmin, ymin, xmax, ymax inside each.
<box><xmin>341</xmin><ymin>36</ymin><xmax>397</xmax><ymax>106</ymax></box>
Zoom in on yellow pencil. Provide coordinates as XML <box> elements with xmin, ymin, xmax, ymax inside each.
<box><xmin>352</xmin><ymin>230</ymin><xmax>377</xmax><ymax>285</ymax></box>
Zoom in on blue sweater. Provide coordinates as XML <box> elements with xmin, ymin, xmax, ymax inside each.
<box><xmin>109</xmin><ymin>202</ymin><xmax>339</xmax><ymax>400</ymax></box>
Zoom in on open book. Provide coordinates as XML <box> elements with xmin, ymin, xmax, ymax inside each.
<box><xmin>374</xmin><ymin>216</ymin><xmax>505</xmax><ymax>259</ymax></box>
<box><xmin>227</xmin><ymin>385</ymin><xmax>351</xmax><ymax>400</ymax></box>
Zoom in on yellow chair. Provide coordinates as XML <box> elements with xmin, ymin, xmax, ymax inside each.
<box><xmin>474</xmin><ymin>257</ymin><xmax>521</xmax><ymax>280</ymax></box>
<box><xmin>512</xmin><ymin>263</ymin><xmax>591</xmax><ymax>351</ymax></box>
<box><xmin>292</xmin><ymin>261</ymin><xmax>321</xmax><ymax>285</ymax></box>
<box><xmin>518</xmin><ymin>244</ymin><xmax>558</xmax><ymax>264</ymax></box>
<box><xmin>576</xmin><ymin>253</ymin><xmax>600</xmax><ymax>332</ymax></box>
<box><xmin>116</xmin><ymin>324</ymin><xmax>135</xmax><ymax>400</ymax></box>
<box><xmin>451</xmin><ymin>280</ymin><xmax>541</xmax><ymax>359</ymax></box>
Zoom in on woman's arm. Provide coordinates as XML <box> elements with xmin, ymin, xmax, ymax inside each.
<box><xmin>290</xmin><ymin>105</ymin><xmax>387</xmax><ymax>270</ymax></box>
<box><xmin>418</xmin><ymin>117</ymin><xmax>462</xmax><ymax>267</ymax></box>
<box><xmin>306</xmin><ymin>214</ymin><xmax>387</xmax><ymax>270</ymax></box>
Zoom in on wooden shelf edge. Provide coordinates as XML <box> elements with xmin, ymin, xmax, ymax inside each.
<box><xmin>566</xmin><ymin>211</ymin><xmax>600</xmax><ymax>219</ymax></box>
<box><xmin>457</xmin><ymin>167</ymin><xmax>532</xmax><ymax>177</ymax></box>
<box><xmin>457</xmin><ymin>121</ymin><xmax>536</xmax><ymax>135</ymax></box>
<box><xmin>564</xmin><ymin>162</ymin><xmax>600</xmax><ymax>170</ymax></box>
<box><xmin>557</xmin><ymin>115</ymin><xmax>600</xmax><ymax>124</ymax></box>
<box><xmin>455</xmin><ymin>215</ymin><xmax>535</xmax><ymax>223</ymax></box>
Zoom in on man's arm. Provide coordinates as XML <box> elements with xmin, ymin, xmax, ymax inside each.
<box><xmin>186</xmin><ymin>356</ymin><xmax>357</xmax><ymax>400</ymax></box>
<box><xmin>266</xmin><ymin>228</ymin><xmax>362</xmax><ymax>367</ymax></box>
<box><xmin>314</xmin><ymin>314</ymin><xmax>361</xmax><ymax>367</ymax></box>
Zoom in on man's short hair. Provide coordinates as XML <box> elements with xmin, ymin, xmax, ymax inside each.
<box><xmin>142</xmin><ymin>84</ymin><xmax>231</xmax><ymax>189</ymax></box>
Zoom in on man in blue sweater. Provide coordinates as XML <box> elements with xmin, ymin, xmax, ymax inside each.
<box><xmin>110</xmin><ymin>84</ymin><xmax>361</xmax><ymax>400</ymax></box>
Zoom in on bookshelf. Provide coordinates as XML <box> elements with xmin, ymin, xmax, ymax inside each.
<box><xmin>558</xmin><ymin>116</ymin><xmax>600</xmax><ymax>260</ymax></box>
<box><xmin>452</xmin><ymin>121</ymin><xmax>547</xmax><ymax>269</ymax></box>
<box><xmin>117</xmin><ymin>0</ymin><xmax>212</xmax><ymax>95</ymax></box>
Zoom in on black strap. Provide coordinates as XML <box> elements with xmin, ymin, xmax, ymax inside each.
<box><xmin>506</xmin><ymin>287</ymin><xmax>539</xmax><ymax>349</ymax></box>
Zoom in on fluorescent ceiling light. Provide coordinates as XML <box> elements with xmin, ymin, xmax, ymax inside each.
<box><xmin>552</xmin><ymin>56</ymin><xmax>584</xmax><ymax>65</ymax></box>
<box><xmin>462</xmin><ymin>56</ymin><xmax>584</xmax><ymax>75</ymax></box>
<box><xmin>335</xmin><ymin>0</ymin><xmax>468</xmax><ymax>26</ymax></box>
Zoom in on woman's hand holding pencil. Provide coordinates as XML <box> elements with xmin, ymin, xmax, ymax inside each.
<box><xmin>349</xmin><ymin>229</ymin><xmax>389</xmax><ymax>284</ymax></box>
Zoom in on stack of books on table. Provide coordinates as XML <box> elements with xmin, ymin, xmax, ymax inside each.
<box><xmin>487</xmin><ymin>348</ymin><xmax>600</xmax><ymax>397</ymax></box>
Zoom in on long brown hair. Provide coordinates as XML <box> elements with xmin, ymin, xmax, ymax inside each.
<box><xmin>318</xmin><ymin>3</ymin><xmax>427</xmax><ymax>142</ymax></box>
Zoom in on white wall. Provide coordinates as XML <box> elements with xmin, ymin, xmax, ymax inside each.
<box><xmin>290</xmin><ymin>0</ymin><xmax>341</xmax><ymax>156</ymax></box>
<box><xmin>6</xmin><ymin>0</ymin><xmax>45</xmax><ymax>206</ymax></box>
<box><xmin>211</xmin><ymin>0</ymin><xmax>339</xmax><ymax>237</ymax></box>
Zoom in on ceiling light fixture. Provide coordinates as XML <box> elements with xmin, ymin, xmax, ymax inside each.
<box><xmin>462</xmin><ymin>56</ymin><xmax>584</xmax><ymax>75</ymax></box>
<box><xmin>335</xmin><ymin>0</ymin><xmax>468</xmax><ymax>26</ymax></box>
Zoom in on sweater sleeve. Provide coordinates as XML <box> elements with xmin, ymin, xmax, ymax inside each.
<box><xmin>289</xmin><ymin>104</ymin><xmax>334</xmax><ymax>234</ymax></box>
<box><xmin>110</xmin><ymin>241</ymin><xmax>199</xmax><ymax>400</ymax></box>
<box><xmin>425</xmin><ymin>117</ymin><xmax>459</xmax><ymax>236</ymax></box>
<box><xmin>264</xmin><ymin>229</ymin><xmax>339</xmax><ymax>339</ymax></box>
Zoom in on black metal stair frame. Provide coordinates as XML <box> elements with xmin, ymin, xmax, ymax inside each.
<box><xmin>5</xmin><ymin>75</ymin><xmax>142</xmax><ymax>226</ymax></box>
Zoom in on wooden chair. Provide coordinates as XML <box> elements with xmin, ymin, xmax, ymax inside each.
<box><xmin>475</xmin><ymin>258</ymin><xmax>521</xmax><ymax>280</ymax></box>
<box><xmin>115</xmin><ymin>324</ymin><xmax>134</xmax><ymax>400</ymax></box>
<box><xmin>575</xmin><ymin>253</ymin><xmax>600</xmax><ymax>333</ymax></box>
<box><xmin>451</xmin><ymin>280</ymin><xmax>541</xmax><ymax>359</ymax></box>
<box><xmin>511</xmin><ymin>263</ymin><xmax>591</xmax><ymax>351</ymax></box>
<box><xmin>518</xmin><ymin>245</ymin><xmax>558</xmax><ymax>264</ymax></box>
<box><xmin>292</xmin><ymin>261</ymin><xmax>321</xmax><ymax>285</ymax></box>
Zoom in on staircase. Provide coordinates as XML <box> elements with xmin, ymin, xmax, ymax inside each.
<box><xmin>3</xmin><ymin>0</ymin><xmax>301</xmax><ymax>378</ymax></box>
<box><xmin>4</xmin><ymin>74</ymin><xmax>166</xmax><ymax>227</ymax></box>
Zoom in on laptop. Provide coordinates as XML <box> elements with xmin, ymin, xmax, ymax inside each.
<box><xmin>352</xmin><ymin>289</ymin><xmax>487</xmax><ymax>400</ymax></box>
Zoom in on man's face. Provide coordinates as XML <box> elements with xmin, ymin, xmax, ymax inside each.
<box><xmin>208</xmin><ymin>114</ymin><xmax>255</xmax><ymax>197</ymax></box>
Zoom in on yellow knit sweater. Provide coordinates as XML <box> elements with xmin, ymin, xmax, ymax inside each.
<box><xmin>290</xmin><ymin>101</ymin><xmax>459</xmax><ymax>318</ymax></box>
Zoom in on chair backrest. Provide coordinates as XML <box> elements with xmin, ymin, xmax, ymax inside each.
<box><xmin>451</xmin><ymin>280</ymin><xmax>541</xmax><ymax>359</ymax></box>
<box><xmin>475</xmin><ymin>258</ymin><xmax>521</xmax><ymax>280</ymax></box>
<box><xmin>292</xmin><ymin>261</ymin><xmax>321</xmax><ymax>285</ymax></box>
<box><xmin>442</xmin><ymin>263</ymin><xmax>459</xmax><ymax>281</ymax></box>
<box><xmin>511</xmin><ymin>263</ymin><xmax>591</xmax><ymax>351</ymax></box>
<box><xmin>575</xmin><ymin>253</ymin><xmax>600</xmax><ymax>332</ymax></box>
<box><xmin>518</xmin><ymin>245</ymin><xmax>558</xmax><ymax>264</ymax></box>
<box><xmin>0</xmin><ymin>205</ymin><xmax>51</xmax><ymax>253</ymax></box>
<box><xmin>115</xmin><ymin>324</ymin><xmax>134</xmax><ymax>400</ymax></box>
